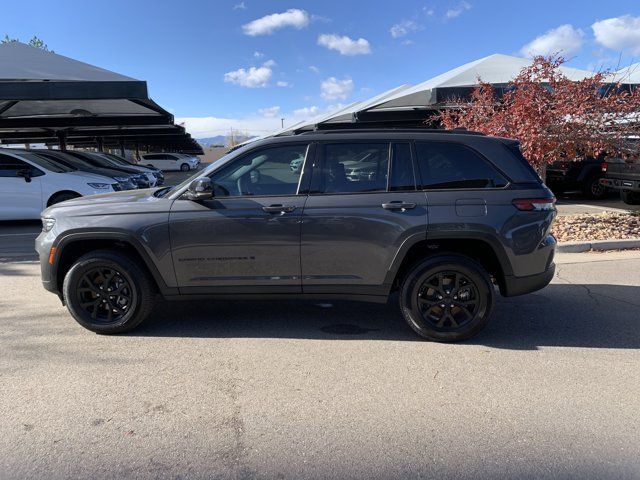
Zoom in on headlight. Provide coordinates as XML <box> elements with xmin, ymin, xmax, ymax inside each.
<box><xmin>113</xmin><ymin>176</ymin><xmax>129</xmax><ymax>182</ymax></box>
<box><xmin>87</xmin><ymin>183</ymin><xmax>112</xmax><ymax>189</ymax></box>
<box><xmin>42</xmin><ymin>217</ymin><xmax>56</xmax><ymax>232</ymax></box>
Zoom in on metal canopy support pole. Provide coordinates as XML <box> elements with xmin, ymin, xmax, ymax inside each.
<box><xmin>119</xmin><ymin>139</ymin><xmax>125</xmax><ymax>157</ymax></box>
<box><xmin>57</xmin><ymin>131</ymin><xmax>67</xmax><ymax>151</ymax></box>
<box><xmin>96</xmin><ymin>137</ymin><xmax>104</xmax><ymax>152</ymax></box>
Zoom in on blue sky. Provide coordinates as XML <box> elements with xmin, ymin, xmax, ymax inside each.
<box><xmin>4</xmin><ymin>0</ymin><xmax>640</xmax><ymax>137</ymax></box>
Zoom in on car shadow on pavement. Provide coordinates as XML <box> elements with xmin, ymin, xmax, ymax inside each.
<box><xmin>134</xmin><ymin>283</ymin><xmax>640</xmax><ymax>349</ymax></box>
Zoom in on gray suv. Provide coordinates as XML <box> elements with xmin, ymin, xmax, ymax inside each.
<box><xmin>37</xmin><ymin>129</ymin><xmax>556</xmax><ymax>342</ymax></box>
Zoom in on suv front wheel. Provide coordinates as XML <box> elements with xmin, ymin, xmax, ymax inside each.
<box><xmin>63</xmin><ymin>250</ymin><xmax>156</xmax><ymax>334</ymax></box>
<box><xmin>400</xmin><ymin>255</ymin><xmax>494</xmax><ymax>342</ymax></box>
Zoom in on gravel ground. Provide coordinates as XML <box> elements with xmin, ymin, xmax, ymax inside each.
<box><xmin>552</xmin><ymin>212</ymin><xmax>640</xmax><ymax>242</ymax></box>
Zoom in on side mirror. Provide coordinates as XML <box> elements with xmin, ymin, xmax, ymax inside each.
<box><xmin>17</xmin><ymin>168</ymin><xmax>32</xmax><ymax>183</ymax></box>
<box><xmin>185</xmin><ymin>177</ymin><xmax>213</xmax><ymax>201</ymax></box>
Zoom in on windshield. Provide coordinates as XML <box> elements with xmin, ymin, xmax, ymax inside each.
<box><xmin>99</xmin><ymin>153</ymin><xmax>131</xmax><ymax>166</ymax></box>
<box><xmin>37</xmin><ymin>152</ymin><xmax>85</xmax><ymax>170</ymax></box>
<box><xmin>25</xmin><ymin>153</ymin><xmax>73</xmax><ymax>173</ymax></box>
<box><xmin>73</xmin><ymin>152</ymin><xmax>123</xmax><ymax>169</ymax></box>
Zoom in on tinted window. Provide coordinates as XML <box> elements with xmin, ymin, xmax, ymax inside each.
<box><xmin>319</xmin><ymin>143</ymin><xmax>389</xmax><ymax>194</ymax></box>
<box><xmin>22</xmin><ymin>152</ymin><xmax>69</xmax><ymax>173</ymax></box>
<box><xmin>0</xmin><ymin>154</ymin><xmax>29</xmax><ymax>177</ymax></box>
<box><xmin>211</xmin><ymin>144</ymin><xmax>308</xmax><ymax>197</ymax></box>
<box><xmin>415</xmin><ymin>142</ymin><xmax>508</xmax><ymax>189</ymax></box>
<box><xmin>389</xmin><ymin>143</ymin><xmax>415</xmax><ymax>191</ymax></box>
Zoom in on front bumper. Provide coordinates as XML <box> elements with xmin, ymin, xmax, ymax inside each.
<box><xmin>35</xmin><ymin>229</ymin><xmax>58</xmax><ymax>294</ymax></box>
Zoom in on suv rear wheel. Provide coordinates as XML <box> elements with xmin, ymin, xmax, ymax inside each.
<box><xmin>582</xmin><ymin>174</ymin><xmax>607</xmax><ymax>200</ymax></box>
<box><xmin>62</xmin><ymin>250</ymin><xmax>156</xmax><ymax>334</ymax></box>
<box><xmin>399</xmin><ymin>255</ymin><xmax>494</xmax><ymax>342</ymax></box>
<box><xmin>621</xmin><ymin>190</ymin><xmax>640</xmax><ymax>205</ymax></box>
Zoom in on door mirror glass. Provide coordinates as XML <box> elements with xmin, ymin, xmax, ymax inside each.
<box><xmin>17</xmin><ymin>168</ymin><xmax>32</xmax><ymax>183</ymax></box>
<box><xmin>185</xmin><ymin>177</ymin><xmax>213</xmax><ymax>201</ymax></box>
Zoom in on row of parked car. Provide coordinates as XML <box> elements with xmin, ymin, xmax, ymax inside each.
<box><xmin>0</xmin><ymin>148</ymin><xmax>200</xmax><ymax>221</ymax></box>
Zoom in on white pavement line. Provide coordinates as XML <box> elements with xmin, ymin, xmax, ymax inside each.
<box><xmin>0</xmin><ymin>233</ymin><xmax>39</xmax><ymax>237</ymax></box>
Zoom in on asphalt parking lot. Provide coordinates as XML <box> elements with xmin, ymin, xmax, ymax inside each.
<box><xmin>1</xmin><ymin>251</ymin><xmax>640</xmax><ymax>479</ymax></box>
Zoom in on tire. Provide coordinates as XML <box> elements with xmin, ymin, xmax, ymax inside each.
<box><xmin>399</xmin><ymin>255</ymin><xmax>494</xmax><ymax>342</ymax></box>
<box><xmin>49</xmin><ymin>192</ymin><xmax>80</xmax><ymax>206</ymax></box>
<box><xmin>180</xmin><ymin>163</ymin><xmax>190</xmax><ymax>172</ymax></box>
<box><xmin>582</xmin><ymin>174</ymin><xmax>607</xmax><ymax>200</ymax></box>
<box><xmin>621</xmin><ymin>190</ymin><xmax>640</xmax><ymax>205</ymax></box>
<box><xmin>62</xmin><ymin>250</ymin><xmax>156</xmax><ymax>334</ymax></box>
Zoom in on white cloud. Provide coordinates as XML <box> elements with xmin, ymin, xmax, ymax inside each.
<box><xmin>233</xmin><ymin>2</ymin><xmax>246</xmax><ymax>10</ymax></box>
<box><xmin>309</xmin><ymin>65</ymin><xmax>320</xmax><ymax>74</ymax></box>
<box><xmin>423</xmin><ymin>7</ymin><xmax>435</xmax><ymax>16</ymax></box>
<box><xmin>253</xmin><ymin>51</ymin><xmax>264</xmax><ymax>58</ymax></box>
<box><xmin>320</xmin><ymin>77</ymin><xmax>354</xmax><ymax>100</ymax></box>
<box><xmin>445</xmin><ymin>1</ymin><xmax>471</xmax><ymax>19</ymax></box>
<box><xmin>520</xmin><ymin>24</ymin><xmax>584</xmax><ymax>57</ymax></box>
<box><xmin>177</xmin><ymin>104</ymin><xmax>345</xmax><ymax>138</ymax></box>
<box><xmin>592</xmin><ymin>15</ymin><xmax>640</xmax><ymax>55</ymax></box>
<box><xmin>242</xmin><ymin>9</ymin><xmax>309</xmax><ymax>36</ymax></box>
<box><xmin>276</xmin><ymin>80</ymin><xmax>290</xmax><ymax>87</ymax></box>
<box><xmin>292</xmin><ymin>106</ymin><xmax>320</xmax><ymax>117</ymax></box>
<box><xmin>317</xmin><ymin>34</ymin><xmax>371</xmax><ymax>55</ymax></box>
<box><xmin>223</xmin><ymin>60</ymin><xmax>274</xmax><ymax>88</ymax></box>
<box><xmin>390</xmin><ymin>20</ymin><xmax>419</xmax><ymax>38</ymax></box>
<box><xmin>258</xmin><ymin>106</ymin><xmax>280</xmax><ymax>117</ymax></box>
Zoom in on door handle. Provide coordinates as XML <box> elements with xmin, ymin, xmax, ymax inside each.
<box><xmin>381</xmin><ymin>201</ymin><xmax>417</xmax><ymax>211</ymax></box>
<box><xmin>262</xmin><ymin>204</ymin><xmax>296</xmax><ymax>214</ymax></box>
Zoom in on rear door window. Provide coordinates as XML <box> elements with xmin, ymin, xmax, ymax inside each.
<box><xmin>415</xmin><ymin>142</ymin><xmax>508</xmax><ymax>189</ymax></box>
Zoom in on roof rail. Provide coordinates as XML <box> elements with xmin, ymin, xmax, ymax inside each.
<box><xmin>296</xmin><ymin>127</ymin><xmax>486</xmax><ymax>136</ymax></box>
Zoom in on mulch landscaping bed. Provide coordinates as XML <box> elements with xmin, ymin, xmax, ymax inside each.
<box><xmin>552</xmin><ymin>212</ymin><xmax>640</xmax><ymax>243</ymax></box>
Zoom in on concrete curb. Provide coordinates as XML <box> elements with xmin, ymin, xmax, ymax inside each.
<box><xmin>557</xmin><ymin>239</ymin><xmax>640</xmax><ymax>253</ymax></box>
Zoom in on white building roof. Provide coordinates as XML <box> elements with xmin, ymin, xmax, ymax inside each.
<box><xmin>367</xmin><ymin>54</ymin><xmax>595</xmax><ymax>111</ymax></box>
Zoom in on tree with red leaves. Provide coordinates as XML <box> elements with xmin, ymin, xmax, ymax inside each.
<box><xmin>436</xmin><ymin>56</ymin><xmax>640</xmax><ymax>174</ymax></box>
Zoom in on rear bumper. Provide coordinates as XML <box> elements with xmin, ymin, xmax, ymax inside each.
<box><xmin>600</xmin><ymin>177</ymin><xmax>640</xmax><ymax>192</ymax></box>
<box><xmin>501</xmin><ymin>263</ymin><xmax>555</xmax><ymax>297</ymax></box>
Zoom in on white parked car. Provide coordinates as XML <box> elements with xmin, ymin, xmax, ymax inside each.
<box><xmin>140</xmin><ymin>153</ymin><xmax>200</xmax><ymax>172</ymax></box>
<box><xmin>0</xmin><ymin>149</ymin><xmax>121</xmax><ymax>220</ymax></box>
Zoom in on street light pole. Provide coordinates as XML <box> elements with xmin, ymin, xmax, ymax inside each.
<box><xmin>281</xmin><ymin>118</ymin><xmax>284</xmax><ymax>129</ymax></box>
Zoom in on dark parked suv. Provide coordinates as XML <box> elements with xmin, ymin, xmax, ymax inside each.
<box><xmin>37</xmin><ymin>129</ymin><xmax>556</xmax><ymax>342</ymax></box>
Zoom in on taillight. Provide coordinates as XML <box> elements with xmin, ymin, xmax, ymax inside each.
<box><xmin>601</xmin><ymin>162</ymin><xmax>608</xmax><ymax>173</ymax></box>
<box><xmin>512</xmin><ymin>197</ymin><xmax>556</xmax><ymax>211</ymax></box>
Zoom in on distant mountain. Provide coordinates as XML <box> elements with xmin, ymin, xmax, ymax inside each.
<box><xmin>196</xmin><ymin>136</ymin><xmax>226</xmax><ymax>147</ymax></box>
<box><xmin>196</xmin><ymin>134</ymin><xmax>257</xmax><ymax>147</ymax></box>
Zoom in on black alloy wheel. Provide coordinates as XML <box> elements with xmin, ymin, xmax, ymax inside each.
<box><xmin>76</xmin><ymin>266</ymin><xmax>136</xmax><ymax>324</ymax></box>
<box><xmin>63</xmin><ymin>250</ymin><xmax>156</xmax><ymax>334</ymax></box>
<box><xmin>417</xmin><ymin>271</ymin><xmax>480</xmax><ymax>330</ymax></box>
<box><xmin>400</xmin><ymin>255</ymin><xmax>494</xmax><ymax>342</ymax></box>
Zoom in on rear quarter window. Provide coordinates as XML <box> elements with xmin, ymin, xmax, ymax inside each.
<box><xmin>415</xmin><ymin>142</ymin><xmax>508</xmax><ymax>189</ymax></box>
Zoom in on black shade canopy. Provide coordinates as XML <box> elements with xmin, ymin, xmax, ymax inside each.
<box><xmin>0</xmin><ymin>42</ymin><xmax>201</xmax><ymax>153</ymax></box>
